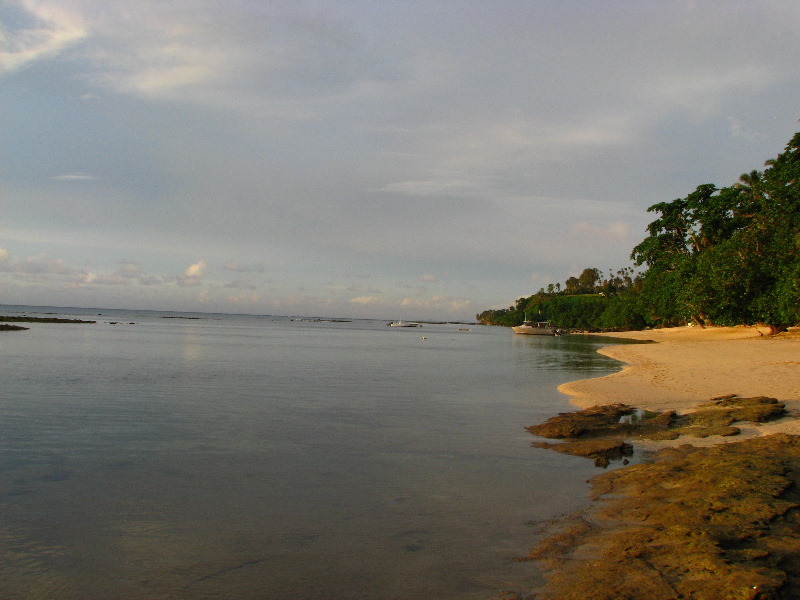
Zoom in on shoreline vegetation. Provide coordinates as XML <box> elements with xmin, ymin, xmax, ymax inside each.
<box><xmin>477</xmin><ymin>130</ymin><xmax>800</xmax><ymax>336</ymax></box>
<box><xmin>510</xmin><ymin>326</ymin><xmax>800</xmax><ymax>600</ymax></box>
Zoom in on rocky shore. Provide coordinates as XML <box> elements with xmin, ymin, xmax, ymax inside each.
<box><xmin>508</xmin><ymin>326</ymin><xmax>800</xmax><ymax>600</ymax></box>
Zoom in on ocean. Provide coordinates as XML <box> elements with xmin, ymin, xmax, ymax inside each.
<box><xmin>0</xmin><ymin>305</ymin><xmax>630</xmax><ymax>599</ymax></box>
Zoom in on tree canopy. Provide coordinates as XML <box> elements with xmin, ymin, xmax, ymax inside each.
<box><xmin>478</xmin><ymin>131</ymin><xmax>800</xmax><ymax>334</ymax></box>
<box><xmin>632</xmin><ymin>131</ymin><xmax>800</xmax><ymax>333</ymax></box>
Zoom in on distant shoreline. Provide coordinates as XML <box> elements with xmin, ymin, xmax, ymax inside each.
<box><xmin>0</xmin><ymin>315</ymin><xmax>96</xmax><ymax>325</ymax></box>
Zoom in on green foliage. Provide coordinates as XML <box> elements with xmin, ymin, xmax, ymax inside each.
<box><xmin>633</xmin><ymin>131</ymin><xmax>800</xmax><ymax>332</ymax></box>
<box><xmin>597</xmin><ymin>290</ymin><xmax>648</xmax><ymax>331</ymax></box>
<box><xmin>479</xmin><ymin>130</ymin><xmax>800</xmax><ymax>334</ymax></box>
<box><xmin>476</xmin><ymin>268</ymin><xmax>645</xmax><ymax>330</ymax></box>
<box><xmin>525</xmin><ymin>295</ymin><xmax>607</xmax><ymax>329</ymax></box>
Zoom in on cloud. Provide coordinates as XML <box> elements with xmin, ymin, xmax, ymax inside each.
<box><xmin>224</xmin><ymin>260</ymin><xmax>266</xmax><ymax>273</ymax></box>
<box><xmin>227</xmin><ymin>292</ymin><xmax>260</xmax><ymax>305</ymax></box>
<box><xmin>349</xmin><ymin>295</ymin><xmax>384</xmax><ymax>306</ymax></box>
<box><xmin>0</xmin><ymin>1</ymin><xmax>87</xmax><ymax>74</ymax></box>
<box><xmin>13</xmin><ymin>253</ymin><xmax>74</xmax><ymax>275</ymax></box>
<box><xmin>224</xmin><ymin>279</ymin><xmax>258</xmax><ymax>291</ymax></box>
<box><xmin>84</xmin><ymin>261</ymin><xmax>164</xmax><ymax>286</ymax></box>
<box><xmin>49</xmin><ymin>172</ymin><xmax>97</xmax><ymax>181</ymax></box>
<box><xmin>115</xmin><ymin>261</ymin><xmax>146</xmax><ymax>279</ymax></box>
<box><xmin>419</xmin><ymin>274</ymin><xmax>438</xmax><ymax>284</ymax></box>
<box><xmin>570</xmin><ymin>221</ymin><xmax>631</xmax><ymax>243</ymax></box>
<box><xmin>24</xmin><ymin>0</ymin><xmax>392</xmax><ymax>118</ymax></box>
<box><xmin>185</xmin><ymin>260</ymin><xmax>206</xmax><ymax>278</ymax></box>
<box><xmin>728</xmin><ymin>117</ymin><xmax>766</xmax><ymax>142</ymax></box>
<box><xmin>0</xmin><ymin>250</ymin><xmax>172</xmax><ymax>289</ymax></box>
<box><xmin>177</xmin><ymin>260</ymin><xmax>207</xmax><ymax>287</ymax></box>
<box><xmin>400</xmin><ymin>295</ymin><xmax>472</xmax><ymax>313</ymax></box>
<box><xmin>647</xmin><ymin>64</ymin><xmax>779</xmax><ymax>116</ymax></box>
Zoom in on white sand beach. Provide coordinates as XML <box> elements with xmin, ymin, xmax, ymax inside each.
<box><xmin>558</xmin><ymin>326</ymin><xmax>800</xmax><ymax>447</ymax></box>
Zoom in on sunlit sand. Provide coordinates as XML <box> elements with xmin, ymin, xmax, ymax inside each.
<box><xmin>558</xmin><ymin>325</ymin><xmax>800</xmax><ymax>447</ymax></box>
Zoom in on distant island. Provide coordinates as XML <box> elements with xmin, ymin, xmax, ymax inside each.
<box><xmin>478</xmin><ymin>130</ymin><xmax>800</xmax><ymax>336</ymax></box>
<box><xmin>0</xmin><ymin>315</ymin><xmax>96</xmax><ymax>325</ymax></box>
<box><xmin>161</xmin><ymin>316</ymin><xmax>202</xmax><ymax>319</ymax></box>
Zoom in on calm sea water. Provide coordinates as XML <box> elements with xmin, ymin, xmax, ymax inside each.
<box><xmin>0</xmin><ymin>305</ymin><xmax>629</xmax><ymax>600</ymax></box>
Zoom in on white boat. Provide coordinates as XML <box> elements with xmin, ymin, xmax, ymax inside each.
<box><xmin>389</xmin><ymin>320</ymin><xmax>421</xmax><ymax>327</ymax></box>
<box><xmin>512</xmin><ymin>320</ymin><xmax>557</xmax><ymax>336</ymax></box>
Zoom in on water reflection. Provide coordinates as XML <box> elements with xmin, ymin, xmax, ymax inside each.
<box><xmin>0</xmin><ymin>314</ymin><xmax>617</xmax><ymax>600</ymax></box>
<box><xmin>180</xmin><ymin>329</ymin><xmax>202</xmax><ymax>363</ymax></box>
<box><xmin>512</xmin><ymin>334</ymin><xmax>635</xmax><ymax>373</ymax></box>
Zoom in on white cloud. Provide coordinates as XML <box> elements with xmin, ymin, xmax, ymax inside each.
<box><xmin>178</xmin><ymin>260</ymin><xmax>207</xmax><ymax>287</ymax></box>
<box><xmin>49</xmin><ymin>172</ymin><xmax>97</xmax><ymax>181</ymax></box>
<box><xmin>16</xmin><ymin>253</ymin><xmax>74</xmax><ymax>275</ymax></box>
<box><xmin>0</xmin><ymin>1</ymin><xmax>86</xmax><ymax>74</ymax></box>
<box><xmin>400</xmin><ymin>295</ymin><xmax>472</xmax><ymax>314</ymax></box>
<box><xmin>74</xmin><ymin>271</ymin><xmax>95</xmax><ymax>284</ymax></box>
<box><xmin>115</xmin><ymin>261</ymin><xmax>145</xmax><ymax>279</ymax></box>
<box><xmin>728</xmin><ymin>117</ymin><xmax>766</xmax><ymax>142</ymax></box>
<box><xmin>184</xmin><ymin>260</ymin><xmax>206</xmax><ymax>278</ymax></box>
<box><xmin>18</xmin><ymin>0</ymin><xmax>389</xmax><ymax>118</ymax></box>
<box><xmin>81</xmin><ymin>262</ymin><xmax>164</xmax><ymax>287</ymax></box>
<box><xmin>647</xmin><ymin>64</ymin><xmax>779</xmax><ymax>116</ymax></box>
<box><xmin>349</xmin><ymin>295</ymin><xmax>384</xmax><ymax>306</ymax></box>
<box><xmin>570</xmin><ymin>221</ymin><xmax>631</xmax><ymax>243</ymax></box>
<box><xmin>0</xmin><ymin>250</ymin><xmax>174</xmax><ymax>289</ymax></box>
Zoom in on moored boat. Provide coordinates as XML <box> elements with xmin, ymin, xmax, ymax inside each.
<box><xmin>389</xmin><ymin>320</ymin><xmax>421</xmax><ymax>327</ymax></box>
<box><xmin>512</xmin><ymin>320</ymin><xmax>557</xmax><ymax>336</ymax></box>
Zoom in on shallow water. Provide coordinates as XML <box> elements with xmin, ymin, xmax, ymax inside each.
<box><xmin>0</xmin><ymin>306</ymin><xmax>628</xmax><ymax>599</ymax></box>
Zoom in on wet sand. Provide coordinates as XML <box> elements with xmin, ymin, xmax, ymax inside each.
<box><xmin>514</xmin><ymin>326</ymin><xmax>800</xmax><ymax>599</ymax></box>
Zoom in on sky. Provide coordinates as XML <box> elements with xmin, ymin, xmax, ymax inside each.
<box><xmin>2</xmin><ymin>0</ymin><xmax>799</xmax><ymax>320</ymax></box>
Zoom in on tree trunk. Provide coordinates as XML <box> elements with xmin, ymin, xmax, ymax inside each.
<box><xmin>690</xmin><ymin>315</ymin><xmax>706</xmax><ymax>328</ymax></box>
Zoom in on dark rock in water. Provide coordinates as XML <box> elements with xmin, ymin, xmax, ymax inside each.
<box><xmin>518</xmin><ymin>397</ymin><xmax>796</xmax><ymax>598</ymax></box>
<box><xmin>526</xmin><ymin>404</ymin><xmax>636</xmax><ymax>439</ymax></box>
<box><xmin>532</xmin><ymin>439</ymin><xmax>633</xmax><ymax>468</ymax></box>
<box><xmin>527</xmin><ymin>395</ymin><xmax>787</xmax><ymax>464</ymax></box>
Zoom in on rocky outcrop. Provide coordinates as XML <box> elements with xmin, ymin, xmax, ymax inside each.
<box><xmin>526</xmin><ymin>396</ymin><xmax>786</xmax><ymax>467</ymax></box>
<box><xmin>521</xmin><ymin>434</ymin><xmax>800</xmax><ymax>599</ymax></box>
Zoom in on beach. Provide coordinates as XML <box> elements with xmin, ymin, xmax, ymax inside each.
<box><xmin>518</xmin><ymin>326</ymin><xmax>800</xmax><ymax>599</ymax></box>
<box><xmin>559</xmin><ymin>326</ymin><xmax>800</xmax><ymax>447</ymax></box>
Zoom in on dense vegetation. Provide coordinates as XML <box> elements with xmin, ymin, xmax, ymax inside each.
<box><xmin>478</xmin><ymin>131</ymin><xmax>800</xmax><ymax>334</ymax></box>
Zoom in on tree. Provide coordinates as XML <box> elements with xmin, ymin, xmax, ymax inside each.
<box><xmin>632</xmin><ymin>131</ymin><xmax>800</xmax><ymax>333</ymax></box>
<box><xmin>564</xmin><ymin>276</ymin><xmax>580</xmax><ymax>294</ymax></box>
<box><xmin>578</xmin><ymin>268</ymin><xmax>602</xmax><ymax>293</ymax></box>
<box><xmin>481</xmin><ymin>133</ymin><xmax>799</xmax><ymax>333</ymax></box>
